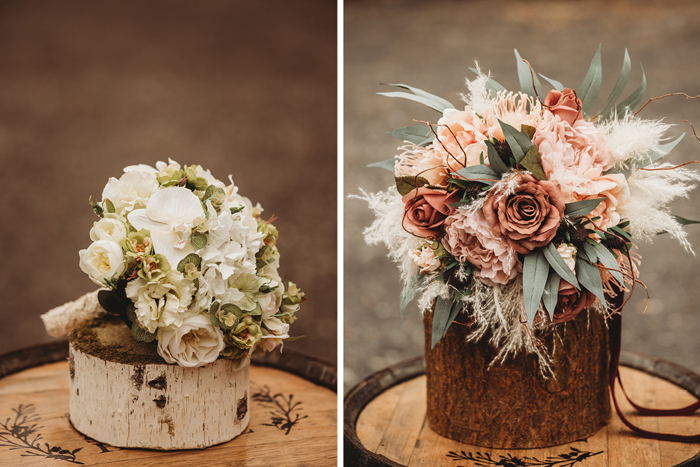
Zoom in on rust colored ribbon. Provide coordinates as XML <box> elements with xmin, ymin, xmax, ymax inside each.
<box><xmin>608</xmin><ymin>307</ymin><xmax>700</xmax><ymax>442</ymax></box>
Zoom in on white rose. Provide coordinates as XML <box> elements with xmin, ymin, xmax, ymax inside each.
<box><xmin>157</xmin><ymin>313</ymin><xmax>225</xmax><ymax>368</ymax></box>
<box><xmin>79</xmin><ymin>240</ymin><xmax>126</xmax><ymax>286</ymax></box>
<box><xmin>89</xmin><ymin>218</ymin><xmax>128</xmax><ymax>243</ymax></box>
<box><xmin>557</xmin><ymin>243</ymin><xmax>578</xmax><ymax>272</ymax></box>
<box><xmin>102</xmin><ymin>171</ymin><xmax>159</xmax><ymax>216</ymax></box>
<box><xmin>261</xmin><ymin>316</ymin><xmax>290</xmax><ymax>352</ymax></box>
<box><xmin>410</xmin><ymin>246</ymin><xmax>440</xmax><ymax>273</ymax></box>
<box><xmin>125</xmin><ymin>271</ymin><xmax>196</xmax><ymax>333</ymax></box>
<box><xmin>258</xmin><ymin>288</ymin><xmax>282</xmax><ymax>319</ymax></box>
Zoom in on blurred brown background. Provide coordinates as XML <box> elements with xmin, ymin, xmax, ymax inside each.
<box><xmin>345</xmin><ymin>0</ymin><xmax>700</xmax><ymax>392</ymax></box>
<box><xmin>0</xmin><ymin>0</ymin><xmax>336</xmax><ymax>364</ymax></box>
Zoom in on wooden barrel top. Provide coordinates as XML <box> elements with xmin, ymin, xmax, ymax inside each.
<box><xmin>344</xmin><ymin>351</ymin><xmax>700</xmax><ymax>467</ymax></box>
<box><xmin>0</xmin><ymin>341</ymin><xmax>337</xmax><ymax>466</ymax></box>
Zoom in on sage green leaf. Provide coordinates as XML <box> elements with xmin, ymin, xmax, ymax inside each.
<box><xmin>544</xmin><ymin>242</ymin><xmax>579</xmax><ymax>288</ymax></box>
<box><xmin>367</xmin><ymin>158</ymin><xmax>396</xmax><ymax>172</ymax></box>
<box><xmin>203</xmin><ymin>185</ymin><xmax>225</xmax><ymax>201</ymax></box>
<box><xmin>400</xmin><ymin>275</ymin><xmax>426</xmax><ymax>322</ymax></box>
<box><xmin>523</xmin><ymin>248</ymin><xmax>550</xmax><ymax>327</ymax></box>
<box><xmin>209</xmin><ymin>302</ymin><xmax>222</xmax><ymax>328</ymax></box>
<box><xmin>485</xmin><ymin>140</ymin><xmax>508</xmax><ymax>176</ymax></box>
<box><xmin>387</xmin><ymin>125</ymin><xmax>434</xmax><ymax>146</ymax></box>
<box><xmin>582</xmin><ymin>241</ymin><xmax>599</xmax><ymax>263</ymax></box>
<box><xmin>575</xmin><ymin>256</ymin><xmax>607</xmax><ymax>309</ymax></box>
<box><xmin>377</xmin><ymin>91</ymin><xmax>447</xmax><ymax>113</ymax></box>
<box><xmin>609</xmin><ymin>225</ymin><xmax>632</xmax><ymax>240</ymax></box>
<box><xmin>105</xmin><ymin>199</ymin><xmax>116</xmax><ymax>214</ymax></box>
<box><xmin>132</xmin><ymin>322</ymin><xmax>156</xmax><ymax>343</ymax></box>
<box><xmin>520</xmin><ymin>146</ymin><xmax>546</xmax><ymax>180</ymax></box>
<box><xmin>538</xmin><ymin>73</ymin><xmax>564</xmax><ymax>91</ymax></box>
<box><xmin>658</xmin><ymin>214</ymin><xmax>700</xmax><ymax>235</ymax></box>
<box><xmin>441</xmin><ymin>299</ymin><xmax>463</xmax><ymax>341</ymax></box>
<box><xmin>578</xmin><ymin>44</ymin><xmax>602</xmax><ymax>117</ymax></box>
<box><xmin>600</xmin><ymin>49</ymin><xmax>631</xmax><ymax>118</ymax></box>
<box><xmin>543</xmin><ymin>269</ymin><xmax>560</xmax><ymax>320</ymax></box>
<box><xmin>382</xmin><ymin>83</ymin><xmax>456</xmax><ymax>112</ymax></box>
<box><xmin>469</xmin><ymin>67</ymin><xmax>507</xmax><ymax>96</ymax></box>
<box><xmin>455</xmin><ymin>165</ymin><xmax>499</xmax><ymax>186</ymax></box>
<box><xmin>396</xmin><ymin>176</ymin><xmax>430</xmax><ymax>196</ymax></box>
<box><xmin>590</xmin><ymin>242</ymin><xmax>624</xmax><ymax>285</ymax></box>
<box><xmin>177</xmin><ymin>253</ymin><xmax>201</xmax><ymax>272</ymax></box>
<box><xmin>564</xmin><ymin>198</ymin><xmax>605</xmax><ymax>218</ymax></box>
<box><xmin>498</xmin><ymin>119</ymin><xmax>532</xmax><ymax>162</ymax></box>
<box><xmin>432</xmin><ymin>296</ymin><xmax>453</xmax><ymax>349</ymax></box>
<box><xmin>614</xmin><ymin>66</ymin><xmax>646</xmax><ymax>116</ymax></box>
<box><xmin>190</xmin><ymin>233</ymin><xmax>207</xmax><ymax>250</ymax></box>
<box><xmin>514</xmin><ymin>49</ymin><xmax>542</xmax><ymax>99</ymax></box>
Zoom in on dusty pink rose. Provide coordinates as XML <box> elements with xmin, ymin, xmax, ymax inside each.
<box><xmin>550</xmin><ymin>279</ymin><xmax>597</xmax><ymax>323</ymax></box>
<box><xmin>544</xmin><ymin>88</ymin><xmax>583</xmax><ymax>126</ymax></box>
<box><xmin>482</xmin><ymin>173</ymin><xmax>566</xmax><ymax>254</ymax></box>
<box><xmin>433</xmin><ymin>107</ymin><xmax>489</xmax><ymax>172</ymax></box>
<box><xmin>443</xmin><ymin>209</ymin><xmax>521</xmax><ymax>286</ymax></box>
<box><xmin>402</xmin><ymin>187</ymin><xmax>461</xmax><ymax>238</ymax></box>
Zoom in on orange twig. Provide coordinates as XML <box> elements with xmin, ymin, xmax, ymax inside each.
<box><xmin>633</xmin><ymin>92</ymin><xmax>700</xmax><ymax>117</ymax></box>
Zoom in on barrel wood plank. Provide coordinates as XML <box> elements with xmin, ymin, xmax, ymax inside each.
<box><xmin>345</xmin><ymin>353</ymin><xmax>700</xmax><ymax>467</ymax></box>
<box><xmin>0</xmin><ymin>346</ymin><xmax>337</xmax><ymax>466</ymax></box>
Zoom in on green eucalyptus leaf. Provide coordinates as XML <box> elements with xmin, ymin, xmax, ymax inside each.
<box><xmin>498</xmin><ymin>119</ymin><xmax>532</xmax><ymax>162</ymax></box>
<box><xmin>209</xmin><ymin>302</ymin><xmax>222</xmax><ymax>328</ymax></box>
<box><xmin>520</xmin><ymin>146</ymin><xmax>546</xmax><ymax>180</ymax></box>
<box><xmin>543</xmin><ymin>269</ymin><xmax>561</xmax><ymax>320</ymax></box>
<box><xmin>203</xmin><ymin>185</ymin><xmax>225</xmax><ymax>201</ymax></box>
<box><xmin>575</xmin><ymin>255</ymin><xmax>607</xmax><ymax>309</ymax></box>
<box><xmin>440</xmin><ymin>299</ymin><xmax>463</xmax><ymax>341</ymax></box>
<box><xmin>381</xmin><ymin>83</ymin><xmax>455</xmax><ymax>111</ymax></box>
<box><xmin>455</xmin><ymin>165</ymin><xmax>499</xmax><ymax>186</ymax></box>
<box><xmin>469</xmin><ymin>67</ymin><xmax>507</xmax><ymax>97</ymax></box>
<box><xmin>132</xmin><ymin>322</ymin><xmax>156</xmax><ymax>343</ymax></box>
<box><xmin>543</xmin><ymin>242</ymin><xmax>579</xmax><ymax>288</ymax></box>
<box><xmin>600</xmin><ymin>49</ymin><xmax>631</xmax><ymax>119</ymax></box>
<box><xmin>590</xmin><ymin>242</ymin><xmax>624</xmax><ymax>286</ymax></box>
<box><xmin>377</xmin><ymin>91</ymin><xmax>447</xmax><ymax>113</ymax></box>
<box><xmin>396</xmin><ymin>176</ymin><xmax>430</xmax><ymax>196</ymax></box>
<box><xmin>176</xmin><ymin>253</ymin><xmax>201</xmax><ymax>272</ymax></box>
<box><xmin>387</xmin><ymin>125</ymin><xmax>434</xmax><ymax>146</ymax></box>
<box><xmin>578</xmin><ymin>44</ymin><xmax>602</xmax><ymax>117</ymax></box>
<box><xmin>582</xmin><ymin>241</ymin><xmax>599</xmax><ymax>263</ymax></box>
<box><xmin>400</xmin><ymin>275</ymin><xmax>427</xmax><ymax>322</ymax></box>
<box><xmin>538</xmin><ymin>73</ymin><xmax>564</xmax><ymax>92</ymax></box>
<box><xmin>485</xmin><ymin>140</ymin><xmax>508</xmax><ymax>176</ymax></box>
<box><xmin>564</xmin><ymin>198</ymin><xmax>605</xmax><ymax>218</ymax></box>
<box><xmin>523</xmin><ymin>248</ymin><xmax>550</xmax><ymax>327</ymax></box>
<box><xmin>367</xmin><ymin>158</ymin><xmax>396</xmax><ymax>172</ymax></box>
<box><xmin>190</xmin><ymin>233</ymin><xmax>207</xmax><ymax>250</ymax></box>
<box><xmin>614</xmin><ymin>66</ymin><xmax>646</xmax><ymax>116</ymax></box>
<box><xmin>657</xmin><ymin>214</ymin><xmax>700</xmax><ymax>235</ymax></box>
<box><xmin>514</xmin><ymin>49</ymin><xmax>542</xmax><ymax>100</ymax></box>
<box><xmin>431</xmin><ymin>296</ymin><xmax>453</xmax><ymax>349</ymax></box>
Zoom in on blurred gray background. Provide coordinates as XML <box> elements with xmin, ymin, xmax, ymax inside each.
<box><xmin>345</xmin><ymin>0</ymin><xmax>700</xmax><ymax>392</ymax></box>
<box><xmin>0</xmin><ymin>0</ymin><xmax>336</xmax><ymax>364</ymax></box>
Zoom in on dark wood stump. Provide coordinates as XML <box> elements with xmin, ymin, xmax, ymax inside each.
<box><xmin>423</xmin><ymin>306</ymin><xmax>611</xmax><ymax>449</ymax></box>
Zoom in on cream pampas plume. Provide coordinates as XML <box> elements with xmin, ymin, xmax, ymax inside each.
<box><xmin>40</xmin><ymin>289</ymin><xmax>107</xmax><ymax>337</ymax></box>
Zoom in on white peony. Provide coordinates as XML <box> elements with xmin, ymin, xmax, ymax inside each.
<box><xmin>79</xmin><ymin>240</ymin><xmax>126</xmax><ymax>286</ymax></box>
<box><xmin>102</xmin><ymin>171</ymin><xmax>159</xmax><ymax>216</ymax></box>
<box><xmin>89</xmin><ymin>218</ymin><xmax>128</xmax><ymax>243</ymax></box>
<box><xmin>125</xmin><ymin>271</ymin><xmax>196</xmax><ymax>333</ymax></box>
<box><xmin>157</xmin><ymin>313</ymin><xmax>225</xmax><ymax>367</ymax></box>
<box><xmin>128</xmin><ymin>187</ymin><xmax>205</xmax><ymax>268</ymax></box>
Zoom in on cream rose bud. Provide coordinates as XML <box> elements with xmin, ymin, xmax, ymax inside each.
<box><xmin>79</xmin><ymin>240</ymin><xmax>126</xmax><ymax>286</ymax></box>
<box><xmin>157</xmin><ymin>314</ymin><xmax>225</xmax><ymax>368</ymax></box>
<box><xmin>410</xmin><ymin>246</ymin><xmax>441</xmax><ymax>273</ymax></box>
<box><xmin>89</xmin><ymin>218</ymin><xmax>128</xmax><ymax>243</ymax></box>
<box><xmin>557</xmin><ymin>243</ymin><xmax>577</xmax><ymax>272</ymax></box>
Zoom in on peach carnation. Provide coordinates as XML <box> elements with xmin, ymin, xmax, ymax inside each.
<box><xmin>433</xmin><ymin>107</ymin><xmax>489</xmax><ymax>172</ymax></box>
<box><xmin>443</xmin><ymin>209</ymin><xmax>520</xmax><ymax>286</ymax></box>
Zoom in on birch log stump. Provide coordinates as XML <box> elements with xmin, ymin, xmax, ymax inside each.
<box><xmin>69</xmin><ymin>318</ymin><xmax>249</xmax><ymax>450</ymax></box>
<box><xmin>423</xmin><ymin>305</ymin><xmax>612</xmax><ymax>449</ymax></box>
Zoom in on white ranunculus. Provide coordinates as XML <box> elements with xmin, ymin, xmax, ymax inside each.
<box><xmin>89</xmin><ymin>218</ymin><xmax>128</xmax><ymax>243</ymax></box>
<box><xmin>102</xmin><ymin>171</ymin><xmax>159</xmax><ymax>216</ymax></box>
<box><xmin>79</xmin><ymin>240</ymin><xmax>126</xmax><ymax>286</ymax></box>
<box><xmin>125</xmin><ymin>271</ymin><xmax>196</xmax><ymax>333</ymax></box>
<box><xmin>157</xmin><ymin>313</ymin><xmax>225</xmax><ymax>367</ymax></box>
<box><xmin>128</xmin><ymin>187</ymin><xmax>205</xmax><ymax>268</ymax></box>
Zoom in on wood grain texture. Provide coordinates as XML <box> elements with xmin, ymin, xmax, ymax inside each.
<box><xmin>0</xmin><ymin>360</ymin><xmax>336</xmax><ymax>466</ymax></box>
<box><xmin>423</xmin><ymin>306</ymin><xmax>611</xmax><ymax>448</ymax></box>
<box><xmin>352</xmin><ymin>365</ymin><xmax>700</xmax><ymax>466</ymax></box>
